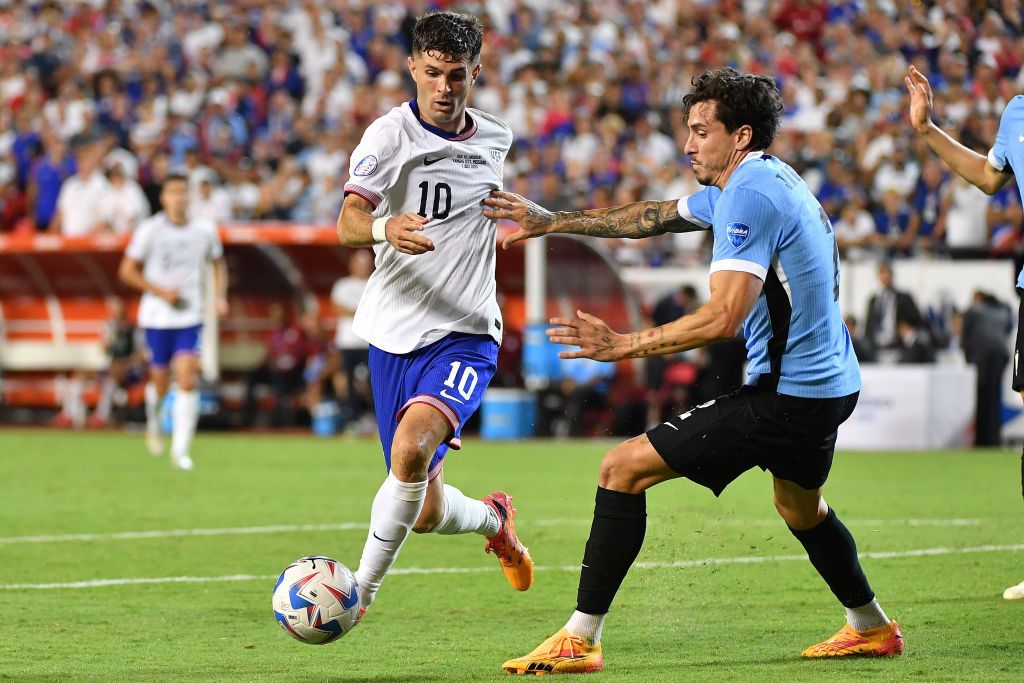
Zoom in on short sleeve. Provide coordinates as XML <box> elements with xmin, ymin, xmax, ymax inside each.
<box><xmin>709</xmin><ymin>188</ymin><xmax>782</xmax><ymax>282</ymax></box>
<box><xmin>343</xmin><ymin>120</ymin><xmax>404</xmax><ymax>210</ymax></box>
<box><xmin>124</xmin><ymin>221</ymin><xmax>151</xmax><ymax>261</ymax></box>
<box><xmin>676</xmin><ymin>186</ymin><xmax>718</xmax><ymax>230</ymax></box>
<box><xmin>988</xmin><ymin>98</ymin><xmax>1023</xmax><ymax>172</ymax></box>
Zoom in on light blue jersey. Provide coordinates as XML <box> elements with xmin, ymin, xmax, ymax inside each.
<box><xmin>987</xmin><ymin>95</ymin><xmax>1024</xmax><ymax>289</ymax></box>
<box><xmin>679</xmin><ymin>153</ymin><xmax>860</xmax><ymax>399</ymax></box>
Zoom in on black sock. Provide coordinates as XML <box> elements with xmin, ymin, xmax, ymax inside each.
<box><xmin>789</xmin><ymin>507</ymin><xmax>874</xmax><ymax>608</ymax></box>
<box><xmin>575</xmin><ymin>487</ymin><xmax>647</xmax><ymax>615</ymax></box>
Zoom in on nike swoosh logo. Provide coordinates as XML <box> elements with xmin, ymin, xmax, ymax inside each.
<box><xmin>372</xmin><ymin>532</ymin><xmax>396</xmax><ymax>543</ymax></box>
<box><xmin>439</xmin><ymin>389</ymin><xmax>465</xmax><ymax>404</ymax></box>
<box><xmin>423</xmin><ymin>156</ymin><xmax>446</xmax><ymax>166</ymax></box>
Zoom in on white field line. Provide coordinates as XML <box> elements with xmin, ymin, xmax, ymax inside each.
<box><xmin>3</xmin><ymin>543</ymin><xmax>1023</xmax><ymax>591</ymax></box>
<box><xmin>0</xmin><ymin>518</ymin><xmax>993</xmax><ymax>546</ymax></box>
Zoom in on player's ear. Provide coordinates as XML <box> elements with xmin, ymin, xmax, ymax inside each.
<box><xmin>407</xmin><ymin>55</ymin><xmax>417</xmax><ymax>79</ymax></box>
<box><xmin>735</xmin><ymin>124</ymin><xmax>753</xmax><ymax>151</ymax></box>
<box><xmin>472</xmin><ymin>62</ymin><xmax>482</xmax><ymax>84</ymax></box>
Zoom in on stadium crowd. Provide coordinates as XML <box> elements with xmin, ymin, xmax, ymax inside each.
<box><xmin>1</xmin><ymin>0</ymin><xmax>1023</xmax><ymax>268</ymax></box>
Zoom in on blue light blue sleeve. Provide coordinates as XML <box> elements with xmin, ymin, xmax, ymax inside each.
<box><xmin>989</xmin><ymin>97</ymin><xmax>1024</xmax><ymax>172</ymax></box>
<box><xmin>709</xmin><ymin>188</ymin><xmax>782</xmax><ymax>281</ymax></box>
<box><xmin>676</xmin><ymin>186</ymin><xmax>719</xmax><ymax>229</ymax></box>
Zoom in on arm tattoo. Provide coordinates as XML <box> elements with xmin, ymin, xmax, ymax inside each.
<box><xmin>554</xmin><ymin>200</ymin><xmax>707</xmax><ymax>239</ymax></box>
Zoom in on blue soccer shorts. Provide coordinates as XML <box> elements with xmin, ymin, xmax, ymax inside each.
<box><xmin>369</xmin><ymin>332</ymin><xmax>498</xmax><ymax>480</ymax></box>
<box><xmin>144</xmin><ymin>325</ymin><xmax>202</xmax><ymax>368</ymax></box>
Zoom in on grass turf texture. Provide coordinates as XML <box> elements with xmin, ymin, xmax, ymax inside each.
<box><xmin>0</xmin><ymin>429</ymin><xmax>1021</xmax><ymax>682</ymax></box>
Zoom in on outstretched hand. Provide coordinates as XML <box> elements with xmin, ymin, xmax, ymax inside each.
<box><xmin>547</xmin><ymin>310</ymin><xmax>626</xmax><ymax>361</ymax></box>
<box><xmin>482</xmin><ymin>190</ymin><xmax>557</xmax><ymax>249</ymax></box>
<box><xmin>905</xmin><ymin>65</ymin><xmax>934</xmax><ymax>135</ymax></box>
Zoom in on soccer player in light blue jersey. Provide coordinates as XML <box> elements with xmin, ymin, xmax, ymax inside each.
<box><xmin>485</xmin><ymin>68</ymin><xmax>903</xmax><ymax>674</ymax></box>
<box><xmin>907</xmin><ymin>65</ymin><xmax>1024</xmax><ymax>600</ymax></box>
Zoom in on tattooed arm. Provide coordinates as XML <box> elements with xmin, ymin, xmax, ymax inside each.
<box><xmin>549</xmin><ymin>270</ymin><xmax>762</xmax><ymax>361</ymax></box>
<box><xmin>482</xmin><ymin>190</ymin><xmax>708</xmax><ymax>249</ymax></box>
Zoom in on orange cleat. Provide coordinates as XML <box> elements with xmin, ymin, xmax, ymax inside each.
<box><xmin>502</xmin><ymin>628</ymin><xmax>603</xmax><ymax>675</ymax></box>
<box><xmin>801</xmin><ymin>621</ymin><xmax>904</xmax><ymax>658</ymax></box>
<box><xmin>483</xmin><ymin>492</ymin><xmax>534</xmax><ymax>592</ymax></box>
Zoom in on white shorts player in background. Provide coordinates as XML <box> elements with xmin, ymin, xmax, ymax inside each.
<box><xmin>118</xmin><ymin>173</ymin><xmax>228</xmax><ymax>470</ymax></box>
<box><xmin>336</xmin><ymin>11</ymin><xmax>533</xmax><ymax>619</ymax></box>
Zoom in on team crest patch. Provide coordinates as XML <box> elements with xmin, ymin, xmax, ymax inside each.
<box><xmin>490</xmin><ymin>148</ymin><xmax>504</xmax><ymax>163</ymax></box>
<box><xmin>353</xmin><ymin>155</ymin><xmax>378</xmax><ymax>177</ymax></box>
<box><xmin>726</xmin><ymin>222</ymin><xmax>750</xmax><ymax>248</ymax></box>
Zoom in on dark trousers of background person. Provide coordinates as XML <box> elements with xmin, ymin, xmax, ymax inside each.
<box><xmin>340</xmin><ymin>348</ymin><xmax>372</xmax><ymax>423</ymax></box>
<box><xmin>242</xmin><ymin>365</ymin><xmax>305</xmax><ymax>428</ymax></box>
<box><xmin>975</xmin><ymin>350</ymin><xmax>1010</xmax><ymax>446</ymax></box>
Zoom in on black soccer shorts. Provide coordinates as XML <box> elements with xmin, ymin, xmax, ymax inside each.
<box><xmin>647</xmin><ymin>384</ymin><xmax>859</xmax><ymax>495</ymax></box>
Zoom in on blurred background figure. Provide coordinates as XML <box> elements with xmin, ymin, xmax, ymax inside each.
<box><xmin>330</xmin><ymin>250</ymin><xmax>374</xmax><ymax>431</ymax></box>
<box><xmin>242</xmin><ymin>302</ymin><xmax>309</xmax><ymax>428</ymax></box>
<box><xmin>962</xmin><ymin>291</ymin><xmax>1013</xmax><ymax>446</ymax></box>
<box><xmin>865</xmin><ymin>262</ymin><xmax>925</xmax><ymax>360</ymax></box>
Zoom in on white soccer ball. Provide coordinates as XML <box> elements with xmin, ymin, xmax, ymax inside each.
<box><xmin>272</xmin><ymin>556</ymin><xmax>361</xmax><ymax>644</ymax></box>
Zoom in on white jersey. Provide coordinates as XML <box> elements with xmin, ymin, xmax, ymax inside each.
<box><xmin>345</xmin><ymin>101</ymin><xmax>511</xmax><ymax>354</ymax></box>
<box><xmin>125</xmin><ymin>212</ymin><xmax>223</xmax><ymax>329</ymax></box>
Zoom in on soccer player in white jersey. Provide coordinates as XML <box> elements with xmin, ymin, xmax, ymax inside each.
<box><xmin>336</xmin><ymin>11</ymin><xmax>533</xmax><ymax>618</ymax></box>
<box><xmin>907</xmin><ymin>65</ymin><xmax>1024</xmax><ymax>600</ymax></box>
<box><xmin>118</xmin><ymin>173</ymin><xmax>228</xmax><ymax>470</ymax></box>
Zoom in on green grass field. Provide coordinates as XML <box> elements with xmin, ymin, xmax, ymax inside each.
<box><xmin>0</xmin><ymin>429</ymin><xmax>1022</xmax><ymax>682</ymax></box>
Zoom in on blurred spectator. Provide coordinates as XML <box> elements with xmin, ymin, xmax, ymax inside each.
<box><xmin>906</xmin><ymin>160</ymin><xmax>947</xmax><ymax>255</ymax></box>
<box><xmin>987</xmin><ymin>181</ymin><xmax>1023</xmax><ymax>256</ymax></box>
<box><xmin>943</xmin><ymin>175</ymin><xmax>992</xmax><ymax>258</ymax></box>
<box><xmin>844</xmin><ymin>315</ymin><xmax>877</xmax><ymax>364</ymax></box>
<box><xmin>28</xmin><ymin>135</ymin><xmax>75</xmax><ymax>231</ymax></box>
<box><xmin>243</xmin><ymin>303</ymin><xmax>310</xmax><ymax>428</ymax></box>
<box><xmin>330</xmin><ymin>250</ymin><xmax>373</xmax><ymax>428</ymax></box>
<box><xmin>834</xmin><ymin>199</ymin><xmax>879</xmax><ymax>260</ymax></box>
<box><xmin>865</xmin><ymin>262</ymin><xmax>925</xmax><ymax>354</ymax></box>
<box><xmin>52</xmin><ymin>136</ymin><xmax>110</xmax><ymax>236</ymax></box>
<box><xmin>2</xmin><ymin>0</ymin><xmax>1023</xmax><ymax>266</ymax></box>
<box><xmin>98</xmin><ymin>161</ymin><xmax>150</xmax><ymax>234</ymax></box>
<box><xmin>91</xmin><ymin>298</ymin><xmax>146</xmax><ymax>427</ymax></box>
<box><xmin>537</xmin><ymin>356</ymin><xmax>616</xmax><ymax>438</ymax></box>
<box><xmin>190</xmin><ymin>171</ymin><xmax>233</xmax><ymax>223</ymax></box>
<box><xmin>897</xmin><ymin>318</ymin><xmax>936</xmax><ymax>364</ymax></box>
<box><xmin>962</xmin><ymin>291</ymin><xmax>1013</xmax><ymax>446</ymax></box>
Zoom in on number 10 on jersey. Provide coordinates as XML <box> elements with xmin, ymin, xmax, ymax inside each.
<box><xmin>418</xmin><ymin>181</ymin><xmax>451</xmax><ymax>219</ymax></box>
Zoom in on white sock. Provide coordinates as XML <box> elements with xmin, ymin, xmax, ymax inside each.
<box><xmin>171</xmin><ymin>390</ymin><xmax>199</xmax><ymax>459</ymax></box>
<box><xmin>94</xmin><ymin>376</ymin><xmax>115</xmax><ymax>421</ymax></box>
<box><xmin>431</xmin><ymin>485</ymin><xmax>501</xmax><ymax>536</ymax></box>
<box><xmin>845</xmin><ymin>598</ymin><xmax>889</xmax><ymax>631</ymax></box>
<box><xmin>66</xmin><ymin>376</ymin><xmax>86</xmax><ymax>428</ymax></box>
<box><xmin>145</xmin><ymin>383</ymin><xmax>162</xmax><ymax>436</ymax></box>
<box><xmin>354</xmin><ymin>472</ymin><xmax>428</xmax><ymax>608</ymax></box>
<box><xmin>565</xmin><ymin>610</ymin><xmax>606</xmax><ymax>645</ymax></box>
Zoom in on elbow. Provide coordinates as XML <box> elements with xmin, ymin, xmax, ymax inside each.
<box><xmin>712</xmin><ymin>314</ymin><xmax>743</xmax><ymax>342</ymax></box>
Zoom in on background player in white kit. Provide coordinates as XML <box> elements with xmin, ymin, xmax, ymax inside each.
<box><xmin>336</xmin><ymin>11</ymin><xmax>533</xmax><ymax>616</ymax></box>
<box><xmin>118</xmin><ymin>173</ymin><xmax>228</xmax><ymax>470</ymax></box>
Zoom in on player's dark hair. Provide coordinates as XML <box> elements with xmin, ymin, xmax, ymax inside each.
<box><xmin>412</xmin><ymin>11</ymin><xmax>484</xmax><ymax>63</ymax></box>
<box><xmin>163</xmin><ymin>172</ymin><xmax>188</xmax><ymax>188</ymax></box>
<box><xmin>682</xmin><ymin>67</ymin><xmax>784</xmax><ymax>151</ymax></box>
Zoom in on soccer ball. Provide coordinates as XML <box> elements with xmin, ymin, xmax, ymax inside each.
<box><xmin>272</xmin><ymin>556</ymin><xmax>361</xmax><ymax>644</ymax></box>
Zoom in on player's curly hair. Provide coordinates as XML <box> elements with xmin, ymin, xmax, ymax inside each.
<box><xmin>412</xmin><ymin>11</ymin><xmax>484</xmax><ymax>63</ymax></box>
<box><xmin>682</xmin><ymin>68</ymin><xmax>784</xmax><ymax>151</ymax></box>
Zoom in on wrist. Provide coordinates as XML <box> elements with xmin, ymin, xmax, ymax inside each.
<box><xmin>371</xmin><ymin>215</ymin><xmax>390</xmax><ymax>244</ymax></box>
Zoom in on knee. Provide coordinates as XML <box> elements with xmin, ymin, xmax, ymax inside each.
<box><xmin>390</xmin><ymin>439</ymin><xmax>432</xmax><ymax>480</ymax></box>
<box><xmin>598</xmin><ymin>441</ymin><xmax>646</xmax><ymax>494</ymax></box>
<box><xmin>774</xmin><ymin>495</ymin><xmax>826</xmax><ymax>531</ymax></box>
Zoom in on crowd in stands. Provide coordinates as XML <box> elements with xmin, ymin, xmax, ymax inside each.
<box><xmin>1</xmin><ymin>1</ymin><xmax>1023</xmax><ymax>269</ymax></box>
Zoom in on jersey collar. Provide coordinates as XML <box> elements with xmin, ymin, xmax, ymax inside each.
<box><xmin>739</xmin><ymin>150</ymin><xmax>765</xmax><ymax>166</ymax></box>
<box><xmin>409</xmin><ymin>100</ymin><xmax>478</xmax><ymax>141</ymax></box>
